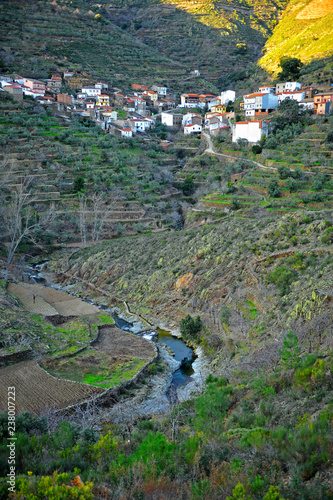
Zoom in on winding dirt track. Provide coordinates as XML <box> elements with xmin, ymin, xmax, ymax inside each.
<box><xmin>202</xmin><ymin>131</ymin><xmax>316</xmax><ymax>176</ymax></box>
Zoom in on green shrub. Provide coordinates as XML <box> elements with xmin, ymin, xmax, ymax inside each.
<box><xmin>279</xmin><ymin>331</ymin><xmax>301</xmax><ymax>369</ymax></box>
<box><xmin>182</xmin><ymin>176</ymin><xmax>195</xmax><ymax>196</ymax></box>
<box><xmin>252</xmin><ymin>144</ymin><xmax>262</xmax><ymax>155</ymax></box>
<box><xmin>266</xmin><ymin>266</ymin><xmax>297</xmax><ymax>296</ymax></box>
<box><xmin>277</xmin><ymin>165</ymin><xmax>291</xmax><ymax>179</ymax></box>
<box><xmin>180</xmin><ymin>314</ymin><xmax>203</xmax><ymax>341</ymax></box>
<box><xmin>221</xmin><ymin>306</ymin><xmax>231</xmax><ymax>325</ymax></box>
<box><xmin>267</xmin><ymin>178</ymin><xmax>280</xmax><ymax>197</ymax></box>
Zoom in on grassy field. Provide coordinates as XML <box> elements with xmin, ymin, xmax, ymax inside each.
<box><xmin>44</xmin><ymin>349</ymin><xmax>147</xmax><ymax>388</ymax></box>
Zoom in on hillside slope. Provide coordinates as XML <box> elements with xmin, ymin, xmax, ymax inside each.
<box><xmin>0</xmin><ymin>0</ymin><xmax>285</xmax><ymax>89</ymax></box>
<box><xmin>53</xmin><ymin>209</ymin><xmax>333</xmax><ymax>380</ymax></box>
<box><xmin>260</xmin><ymin>0</ymin><xmax>333</xmax><ymax>74</ymax></box>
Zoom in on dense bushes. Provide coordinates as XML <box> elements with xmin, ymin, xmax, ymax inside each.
<box><xmin>266</xmin><ymin>266</ymin><xmax>297</xmax><ymax>295</ymax></box>
<box><xmin>180</xmin><ymin>314</ymin><xmax>203</xmax><ymax>341</ymax></box>
<box><xmin>2</xmin><ymin>352</ymin><xmax>332</xmax><ymax>499</ymax></box>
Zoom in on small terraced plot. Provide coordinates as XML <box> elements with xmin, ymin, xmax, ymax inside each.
<box><xmin>0</xmin><ymin>361</ymin><xmax>104</xmax><ymax>415</ymax></box>
<box><xmin>42</xmin><ymin>326</ymin><xmax>155</xmax><ymax>388</ymax></box>
<box><xmin>43</xmin><ymin>350</ymin><xmax>147</xmax><ymax>388</ymax></box>
<box><xmin>8</xmin><ymin>282</ymin><xmax>100</xmax><ymax>317</ymax></box>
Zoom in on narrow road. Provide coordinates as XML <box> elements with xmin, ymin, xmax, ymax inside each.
<box><xmin>202</xmin><ymin>131</ymin><xmax>279</xmax><ymax>173</ymax></box>
<box><xmin>202</xmin><ymin>131</ymin><xmax>316</xmax><ymax>176</ymax></box>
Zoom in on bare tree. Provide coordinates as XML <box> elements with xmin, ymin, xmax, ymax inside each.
<box><xmin>78</xmin><ymin>194</ymin><xmax>87</xmax><ymax>248</ymax></box>
<box><xmin>0</xmin><ymin>158</ymin><xmax>16</xmax><ymax>191</ymax></box>
<box><xmin>0</xmin><ymin>178</ymin><xmax>56</xmax><ymax>264</ymax></box>
<box><xmin>90</xmin><ymin>192</ymin><xmax>115</xmax><ymax>244</ymax></box>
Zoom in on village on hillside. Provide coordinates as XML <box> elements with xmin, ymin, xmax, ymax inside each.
<box><xmin>1</xmin><ymin>71</ymin><xmax>333</xmax><ymax>144</ymax></box>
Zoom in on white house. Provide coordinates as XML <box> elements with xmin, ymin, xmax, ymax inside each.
<box><xmin>23</xmin><ymin>88</ymin><xmax>45</xmax><ymax>98</ymax></box>
<box><xmin>81</xmin><ymin>86</ymin><xmax>101</xmax><ymax>97</ymax></box>
<box><xmin>184</xmin><ymin>123</ymin><xmax>202</xmax><ymax>135</ymax></box>
<box><xmin>182</xmin><ymin>112</ymin><xmax>202</xmax><ymax>127</ymax></box>
<box><xmin>180</xmin><ymin>94</ymin><xmax>200</xmax><ymax>108</ymax></box>
<box><xmin>161</xmin><ymin>112</ymin><xmax>174</xmax><ymax>127</ymax></box>
<box><xmin>129</xmin><ymin>118</ymin><xmax>151</xmax><ymax>132</ymax></box>
<box><xmin>275</xmin><ymin>82</ymin><xmax>302</xmax><ymax>93</ymax></box>
<box><xmin>152</xmin><ymin>85</ymin><xmax>168</xmax><ymax>96</ymax></box>
<box><xmin>244</xmin><ymin>93</ymin><xmax>279</xmax><ymax>116</ymax></box>
<box><xmin>161</xmin><ymin>112</ymin><xmax>183</xmax><ymax>127</ymax></box>
<box><xmin>232</xmin><ymin>120</ymin><xmax>269</xmax><ymax>143</ymax></box>
<box><xmin>95</xmin><ymin>82</ymin><xmax>109</xmax><ymax>90</ymax></box>
<box><xmin>220</xmin><ymin>90</ymin><xmax>236</xmax><ymax>105</ymax></box>
<box><xmin>259</xmin><ymin>86</ymin><xmax>276</xmax><ymax>94</ymax></box>
<box><xmin>276</xmin><ymin>90</ymin><xmax>305</xmax><ymax>104</ymax></box>
<box><xmin>145</xmin><ymin>116</ymin><xmax>156</xmax><ymax>127</ymax></box>
<box><xmin>103</xmin><ymin>110</ymin><xmax>118</xmax><ymax>121</ymax></box>
<box><xmin>300</xmin><ymin>98</ymin><xmax>314</xmax><ymax>110</ymax></box>
<box><xmin>1</xmin><ymin>77</ymin><xmax>14</xmax><ymax>87</ymax></box>
<box><xmin>206</xmin><ymin>117</ymin><xmax>228</xmax><ymax>134</ymax></box>
<box><xmin>121</xmin><ymin>127</ymin><xmax>133</xmax><ymax>138</ymax></box>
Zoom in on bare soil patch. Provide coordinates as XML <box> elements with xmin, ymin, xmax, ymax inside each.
<box><xmin>0</xmin><ymin>360</ymin><xmax>103</xmax><ymax>415</ymax></box>
<box><xmin>8</xmin><ymin>282</ymin><xmax>99</xmax><ymax>316</ymax></box>
<box><xmin>94</xmin><ymin>325</ymin><xmax>155</xmax><ymax>361</ymax></box>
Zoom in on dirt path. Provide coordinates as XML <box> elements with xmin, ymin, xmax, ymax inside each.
<box><xmin>202</xmin><ymin>131</ymin><xmax>315</xmax><ymax>176</ymax></box>
<box><xmin>202</xmin><ymin>131</ymin><xmax>279</xmax><ymax>172</ymax></box>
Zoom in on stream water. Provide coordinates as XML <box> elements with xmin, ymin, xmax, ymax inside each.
<box><xmin>112</xmin><ymin>314</ymin><xmax>195</xmax><ymax>390</ymax></box>
<box><xmin>28</xmin><ymin>262</ymin><xmax>196</xmax><ymax>393</ymax></box>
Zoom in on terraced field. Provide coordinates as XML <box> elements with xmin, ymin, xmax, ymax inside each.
<box><xmin>0</xmin><ymin>360</ymin><xmax>104</xmax><ymax>414</ymax></box>
<box><xmin>0</xmin><ymin>94</ymin><xmax>186</xmax><ymax>242</ymax></box>
<box><xmin>42</xmin><ymin>326</ymin><xmax>156</xmax><ymax>389</ymax></box>
<box><xmin>7</xmin><ymin>282</ymin><xmax>100</xmax><ymax>316</ymax></box>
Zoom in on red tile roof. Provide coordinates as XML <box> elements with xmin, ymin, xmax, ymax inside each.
<box><xmin>275</xmin><ymin>90</ymin><xmax>305</xmax><ymax>95</ymax></box>
<box><xmin>245</xmin><ymin>93</ymin><xmax>268</xmax><ymax>98</ymax></box>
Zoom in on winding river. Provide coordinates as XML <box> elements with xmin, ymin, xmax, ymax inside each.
<box><xmin>28</xmin><ymin>262</ymin><xmax>196</xmax><ymax>394</ymax></box>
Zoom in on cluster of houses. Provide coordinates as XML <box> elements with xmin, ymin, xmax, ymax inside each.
<box><xmin>235</xmin><ymin>83</ymin><xmax>333</xmax><ymax>143</ymax></box>
<box><xmin>160</xmin><ymin>83</ymin><xmax>333</xmax><ymax>143</ymax></box>
<box><xmin>1</xmin><ymin>70</ymin><xmax>333</xmax><ymax>144</ymax></box>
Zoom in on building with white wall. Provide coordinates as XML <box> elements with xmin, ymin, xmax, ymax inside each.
<box><xmin>244</xmin><ymin>93</ymin><xmax>279</xmax><ymax>116</ymax></box>
<box><xmin>184</xmin><ymin>123</ymin><xmax>202</xmax><ymax>135</ymax></box>
<box><xmin>220</xmin><ymin>90</ymin><xmax>236</xmax><ymax>104</ymax></box>
<box><xmin>259</xmin><ymin>86</ymin><xmax>276</xmax><ymax>94</ymax></box>
<box><xmin>232</xmin><ymin>120</ymin><xmax>269</xmax><ymax>143</ymax></box>
<box><xmin>161</xmin><ymin>112</ymin><xmax>183</xmax><ymax>127</ymax></box>
<box><xmin>275</xmin><ymin>82</ymin><xmax>302</xmax><ymax>93</ymax></box>
<box><xmin>276</xmin><ymin>90</ymin><xmax>305</xmax><ymax>104</ymax></box>
<box><xmin>81</xmin><ymin>86</ymin><xmax>101</xmax><ymax>97</ymax></box>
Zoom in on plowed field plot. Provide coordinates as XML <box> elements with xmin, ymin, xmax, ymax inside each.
<box><xmin>8</xmin><ymin>283</ymin><xmax>99</xmax><ymax>317</ymax></box>
<box><xmin>43</xmin><ymin>326</ymin><xmax>156</xmax><ymax>389</ymax></box>
<box><xmin>95</xmin><ymin>326</ymin><xmax>155</xmax><ymax>361</ymax></box>
<box><xmin>0</xmin><ymin>361</ymin><xmax>104</xmax><ymax>414</ymax></box>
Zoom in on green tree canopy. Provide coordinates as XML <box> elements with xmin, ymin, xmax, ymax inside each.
<box><xmin>267</xmin><ymin>178</ymin><xmax>280</xmax><ymax>198</ymax></box>
<box><xmin>277</xmin><ymin>57</ymin><xmax>303</xmax><ymax>81</ymax></box>
<box><xmin>182</xmin><ymin>176</ymin><xmax>195</xmax><ymax>196</ymax></box>
<box><xmin>180</xmin><ymin>314</ymin><xmax>202</xmax><ymax>340</ymax></box>
<box><xmin>271</xmin><ymin>98</ymin><xmax>301</xmax><ymax>131</ymax></box>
